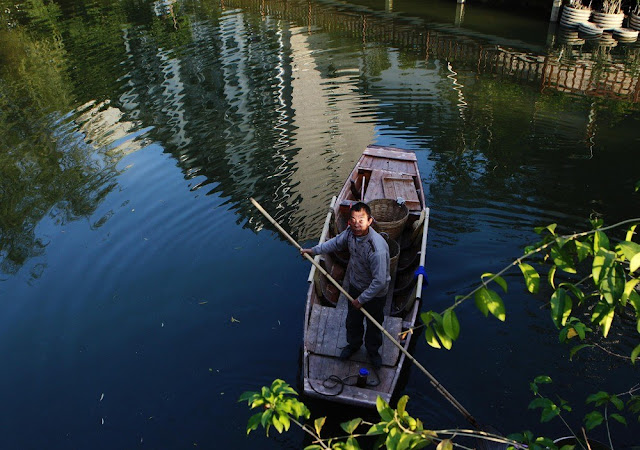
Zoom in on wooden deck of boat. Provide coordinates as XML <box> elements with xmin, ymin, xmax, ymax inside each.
<box><xmin>304</xmin><ymin>288</ymin><xmax>403</xmax><ymax>404</ymax></box>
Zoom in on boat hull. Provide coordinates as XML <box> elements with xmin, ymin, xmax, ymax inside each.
<box><xmin>302</xmin><ymin>145</ymin><xmax>429</xmax><ymax>408</ymax></box>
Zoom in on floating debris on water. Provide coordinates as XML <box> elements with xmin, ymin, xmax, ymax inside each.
<box><xmin>231</xmin><ymin>317</ymin><xmax>240</xmax><ymax>323</ymax></box>
<box><xmin>99</xmin><ymin>393</ymin><xmax>104</xmax><ymax>402</ymax></box>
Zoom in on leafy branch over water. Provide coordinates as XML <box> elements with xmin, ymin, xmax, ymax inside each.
<box><xmin>418</xmin><ymin>213</ymin><xmax>640</xmax><ymax>362</ymax></box>
<box><xmin>241</xmin><ymin>186</ymin><xmax>640</xmax><ymax>449</ymax></box>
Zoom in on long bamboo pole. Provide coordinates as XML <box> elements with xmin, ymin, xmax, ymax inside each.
<box><xmin>249</xmin><ymin>197</ymin><xmax>480</xmax><ymax>429</ymax></box>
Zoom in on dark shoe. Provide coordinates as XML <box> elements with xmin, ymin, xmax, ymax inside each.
<box><xmin>368</xmin><ymin>351</ymin><xmax>382</xmax><ymax>369</ymax></box>
<box><xmin>339</xmin><ymin>346</ymin><xmax>358</xmax><ymax>360</ymax></box>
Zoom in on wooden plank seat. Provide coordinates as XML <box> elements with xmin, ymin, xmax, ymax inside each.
<box><xmin>382</xmin><ymin>176</ymin><xmax>421</xmax><ymax>211</ymax></box>
<box><xmin>305</xmin><ymin>303</ymin><xmax>402</xmax><ymax>367</ymax></box>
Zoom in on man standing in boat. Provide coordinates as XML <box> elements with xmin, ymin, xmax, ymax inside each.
<box><xmin>301</xmin><ymin>202</ymin><xmax>390</xmax><ymax>369</ymax></box>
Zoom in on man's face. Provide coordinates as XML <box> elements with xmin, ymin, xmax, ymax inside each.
<box><xmin>349</xmin><ymin>209</ymin><xmax>373</xmax><ymax>236</ymax></box>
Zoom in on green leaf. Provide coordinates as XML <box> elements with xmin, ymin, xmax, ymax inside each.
<box><xmin>569</xmin><ymin>344</ymin><xmax>592</xmax><ymax>360</ymax></box>
<box><xmin>238</xmin><ymin>391</ymin><xmax>257</xmax><ymax>403</ymax></box>
<box><xmin>344</xmin><ymin>437</ymin><xmax>361</xmax><ymax>450</ymax></box>
<box><xmin>443</xmin><ymin>309</ymin><xmax>460</xmax><ymax>340</ymax></box>
<box><xmin>519</xmin><ymin>263</ymin><xmax>540</xmax><ymax>294</ymax></box>
<box><xmin>535</xmin><ymin>223</ymin><xmax>557</xmax><ymax>235</ymax></box>
<box><xmin>628</xmin><ymin>396</ymin><xmax>640</xmax><ymax>414</ymax></box>
<box><xmin>610</xmin><ymin>413</ymin><xmax>627</xmax><ymax>425</ymax></box>
<box><xmin>584</xmin><ymin>411</ymin><xmax>604</xmax><ymax>431</ymax></box>
<box><xmin>534</xmin><ymin>375</ymin><xmax>552</xmax><ymax>384</ymax></box>
<box><xmin>622</xmin><ymin>279</ymin><xmax>640</xmax><ymax>306</ymax></box>
<box><xmin>599</xmin><ymin>264</ymin><xmax>625</xmax><ymax>305</ymax></box>
<box><xmin>632</xmin><ymin>343</ymin><xmax>640</xmax><ymax>364</ymax></box>
<box><xmin>535</xmin><ymin>437</ymin><xmax>557</xmax><ymax>448</ymax></box>
<box><xmin>548</xmin><ymin>265</ymin><xmax>557</xmax><ymax>289</ymax></box>
<box><xmin>575</xmin><ymin>240</ymin><xmax>592</xmax><ymax>262</ymax></box>
<box><xmin>476</xmin><ymin>288</ymin><xmax>506</xmax><ymax>321</ymax></box>
<box><xmin>424</xmin><ymin>326</ymin><xmax>441</xmax><ymax>349</ymax></box>
<box><xmin>376</xmin><ymin>396</ymin><xmax>391</xmax><ymax>416</ymax></box>
<box><xmin>436</xmin><ymin>439</ymin><xmax>453</xmax><ymax>450</ymax></box>
<box><xmin>529</xmin><ymin>397</ymin><xmax>552</xmax><ymax>410</ymax></box>
<box><xmin>397</xmin><ymin>433</ymin><xmax>416</xmax><ymax>450</ymax></box>
<box><xmin>591</xmin><ymin>302</ymin><xmax>615</xmax><ymax>337</ymax></box>
<box><xmin>617</xmin><ymin>241</ymin><xmax>640</xmax><ymax>262</ymax></box>
<box><xmin>397</xmin><ymin>395</ymin><xmax>409</xmax><ymax>417</ymax></box>
<box><xmin>433</xmin><ymin>322</ymin><xmax>453</xmax><ymax>350</ymax></box>
<box><xmin>626</xmin><ymin>224</ymin><xmax>637</xmax><ymax>242</ymax></box>
<box><xmin>366</xmin><ymin>423</ymin><xmax>387</xmax><ymax>436</ymax></box>
<box><xmin>482</xmin><ymin>273</ymin><xmax>508</xmax><ymax>293</ymax></box>
<box><xmin>590</xmin><ymin>217</ymin><xmax>604</xmax><ymax>229</ymax></box>
<box><xmin>575</xmin><ymin>321</ymin><xmax>592</xmax><ymax>339</ymax></box>
<box><xmin>529</xmin><ymin>382</ymin><xmax>538</xmax><ymax>395</ymax></box>
<box><xmin>341</xmin><ymin>418</ymin><xmax>362</xmax><ymax>434</ymax></box>
<box><xmin>631</xmin><ymin>253</ymin><xmax>640</xmax><ymax>274</ymax></box>
<box><xmin>488</xmin><ymin>295</ymin><xmax>506</xmax><ymax>322</ymax></box>
<box><xmin>592</xmin><ymin>249</ymin><xmax>615</xmax><ymax>285</ymax></box>
<box><xmin>610</xmin><ymin>395</ymin><xmax>624</xmax><ymax>411</ymax></box>
<box><xmin>541</xmin><ymin>404</ymin><xmax>560</xmax><ymax>422</ymax></box>
<box><xmin>551</xmin><ymin>246</ymin><xmax>576</xmax><ymax>274</ymax></box>
<box><xmin>475</xmin><ymin>288</ymin><xmax>489</xmax><ymax>317</ymax></box>
<box><xmin>272</xmin><ymin>414</ymin><xmax>284</xmax><ymax>433</ymax></box>
<box><xmin>304</xmin><ymin>445</ymin><xmax>324</xmax><ymax>450</ymax></box>
<box><xmin>559</xmin><ymin>282</ymin><xmax>585</xmax><ymax>304</ymax></box>
<box><xmin>550</xmin><ymin>289</ymin><xmax>572</xmax><ymax>328</ymax></box>
<box><xmin>386</xmin><ymin>427</ymin><xmax>400</xmax><ymax>450</ymax></box>
<box><xmin>587</xmin><ymin>391</ymin><xmax>610</xmax><ymax>405</ymax></box>
<box><xmin>281</xmin><ymin>412</ymin><xmax>291</xmax><ymax>431</ymax></box>
<box><xmin>246</xmin><ymin>412</ymin><xmax>263</xmax><ymax>435</ymax></box>
<box><xmin>314</xmin><ymin>417</ymin><xmax>326</xmax><ymax>436</ymax></box>
<box><xmin>629</xmin><ymin>291</ymin><xmax>640</xmax><ymax>317</ymax></box>
<box><xmin>261</xmin><ymin>409</ymin><xmax>274</xmax><ymax>428</ymax></box>
<box><xmin>420</xmin><ymin>312</ymin><xmax>433</xmax><ymax>326</ymax></box>
<box><xmin>594</xmin><ymin>230</ymin><xmax>610</xmax><ymax>252</ymax></box>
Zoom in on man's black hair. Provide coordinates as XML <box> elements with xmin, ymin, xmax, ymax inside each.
<box><xmin>350</xmin><ymin>201</ymin><xmax>372</xmax><ymax>218</ymax></box>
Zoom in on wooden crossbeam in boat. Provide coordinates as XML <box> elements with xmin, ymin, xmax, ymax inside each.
<box><xmin>364</xmin><ymin>145</ymin><xmax>417</xmax><ymax>161</ymax></box>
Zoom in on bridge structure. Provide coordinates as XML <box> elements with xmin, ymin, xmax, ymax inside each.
<box><xmin>224</xmin><ymin>0</ymin><xmax>640</xmax><ymax>103</ymax></box>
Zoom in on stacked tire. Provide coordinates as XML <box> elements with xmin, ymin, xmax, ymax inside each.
<box><xmin>613</xmin><ymin>27</ymin><xmax>639</xmax><ymax>43</ymax></box>
<box><xmin>560</xmin><ymin>6</ymin><xmax>592</xmax><ymax>28</ymax></box>
<box><xmin>590</xmin><ymin>12</ymin><xmax>624</xmax><ymax>30</ymax></box>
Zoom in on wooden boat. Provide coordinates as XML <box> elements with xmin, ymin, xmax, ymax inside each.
<box><xmin>302</xmin><ymin>145</ymin><xmax>429</xmax><ymax>408</ymax></box>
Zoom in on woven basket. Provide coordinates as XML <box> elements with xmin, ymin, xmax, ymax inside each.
<box><xmin>368</xmin><ymin>199</ymin><xmax>409</xmax><ymax>241</ymax></box>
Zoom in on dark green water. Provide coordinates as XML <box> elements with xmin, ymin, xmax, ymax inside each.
<box><xmin>1</xmin><ymin>0</ymin><xmax>639</xmax><ymax>447</ymax></box>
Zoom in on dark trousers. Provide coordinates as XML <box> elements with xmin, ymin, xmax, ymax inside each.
<box><xmin>347</xmin><ymin>285</ymin><xmax>385</xmax><ymax>355</ymax></box>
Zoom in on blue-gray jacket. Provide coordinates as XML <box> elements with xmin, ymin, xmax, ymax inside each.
<box><xmin>312</xmin><ymin>227</ymin><xmax>390</xmax><ymax>304</ymax></box>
